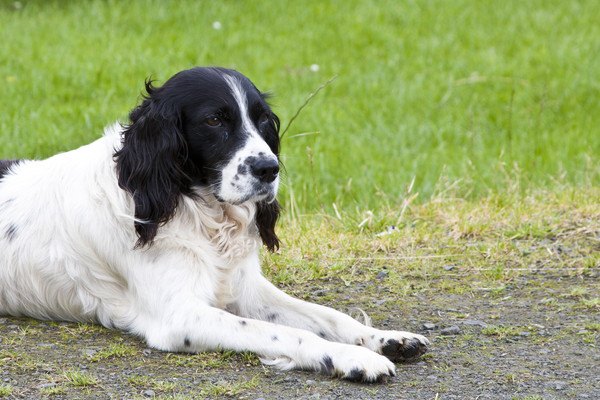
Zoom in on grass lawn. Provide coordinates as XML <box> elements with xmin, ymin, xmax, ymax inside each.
<box><xmin>0</xmin><ymin>1</ymin><xmax>599</xmax><ymax>398</ymax></box>
<box><xmin>1</xmin><ymin>0</ymin><xmax>598</xmax><ymax>211</ymax></box>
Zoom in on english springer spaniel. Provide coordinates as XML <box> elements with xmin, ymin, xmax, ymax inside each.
<box><xmin>0</xmin><ymin>67</ymin><xmax>429</xmax><ymax>382</ymax></box>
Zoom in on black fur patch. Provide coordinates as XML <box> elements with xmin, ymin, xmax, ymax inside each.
<box><xmin>239</xmin><ymin>320</ymin><xmax>247</xmax><ymax>326</ymax></box>
<box><xmin>266</xmin><ymin>313</ymin><xmax>278</xmax><ymax>322</ymax></box>
<box><xmin>345</xmin><ymin>368</ymin><xmax>366</xmax><ymax>382</ymax></box>
<box><xmin>271</xmin><ymin>335</ymin><xmax>279</xmax><ymax>342</ymax></box>
<box><xmin>318</xmin><ymin>331</ymin><xmax>326</xmax><ymax>339</ymax></box>
<box><xmin>381</xmin><ymin>338</ymin><xmax>424</xmax><ymax>361</ymax></box>
<box><xmin>183</xmin><ymin>337</ymin><xmax>191</xmax><ymax>347</ymax></box>
<box><xmin>320</xmin><ymin>355</ymin><xmax>334</xmax><ymax>375</ymax></box>
<box><xmin>0</xmin><ymin>159</ymin><xmax>21</xmax><ymax>179</ymax></box>
<box><xmin>237</xmin><ymin>164</ymin><xmax>248</xmax><ymax>174</ymax></box>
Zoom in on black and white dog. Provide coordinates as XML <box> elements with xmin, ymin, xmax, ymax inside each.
<box><xmin>0</xmin><ymin>67</ymin><xmax>429</xmax><ymax>382</ymax></box>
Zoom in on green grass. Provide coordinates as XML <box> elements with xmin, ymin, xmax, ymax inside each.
<box><xmin>1</xmin><ymin>0</ymin><xmax>598</xmax><ymax>211</ymax></box>
<box><xmin>62</xmin><ymin>370</ymin><xmax>99</xmax><ymax>387</ymax></box>
<box><xmin>0</xmin><ymin>385</ymin><xmax>13</xmax><ymax>398</ymax></box>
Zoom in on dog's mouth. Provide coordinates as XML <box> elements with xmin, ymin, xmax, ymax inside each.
<box><xmin>213</xmin><ymin>180</ymin><xmax>277</xmax><ymax>205</ymax></box>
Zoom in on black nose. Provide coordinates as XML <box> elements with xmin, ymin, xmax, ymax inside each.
<box><xmin>249</xmin><ymin>158</ymin><xmax>280</xmax><ymax>183</ymax></box>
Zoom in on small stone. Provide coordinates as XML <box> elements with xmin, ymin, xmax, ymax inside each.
<box><xmin>312</xmin><ymin>289</ymin><xmax>327</xmax><ymax>297</ymax></box>
<box><xmin>554</xmin><ymin>381</ymin><xmax>568</xmax><ymax>390</ymax></box>
<box><xmin>143</xmin><ymin>389</ymin><xmax>156</xmax><ymax>397</ymax></box>
<box><xmin>462</xmin><ymin>319</ymin><xmax>488</xmax><ymax>328</ymax></box>
<box><xmin>442</xmin><ymin>265</ymin><xmax>455</xmax><ymax>271</ymax></box>
<box><xmin>518</xmin><ymin>331</ymin><xmax>531</xmax><ymax>337</ymax></box>
<box><xmin>440</xmin><ymin>325</ymin><xmax>461</xmax><ymax>335</ymax></box>
<box><xmin>422</xmin><ymin>323</ymin><xmax>436</xmax><ymax>330</ymax></box>
<box><xmin>142</xmin><ymin>349</ymin><xmax>152</xmax><ymax>357</ymax></box>
<box><xmin>37</xmin><ymin>343</ymin><xmax>58</xmax><ymax>349</ymax></box>
<box><xmin>376</xmin><ymin>270</ymin><xmax>389</xmax><ymax>280</ymax></box>
<box><xmin>38</xmin><ymin>383</ymin><xmax>57</xmax><ymax>389</ymax></box>
<box><xmin>83</xmin><ymin>349</ymin><xmax>97</xmax><ymax>357</ymax></box>
<box><xmin>306</xmin><ymin>379</ymin><xmax>317</xmax><ymax>386</ymax></box>
<box><xmin>426</xmin><ymin>375</ymin><xmax>438</xmax><ymax>380</ymax></box>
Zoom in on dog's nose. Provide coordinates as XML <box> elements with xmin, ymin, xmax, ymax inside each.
<box><xmin>249</xmin><ymin>158</ymin><xmax>279</xmax><ymax>183</ymax></box>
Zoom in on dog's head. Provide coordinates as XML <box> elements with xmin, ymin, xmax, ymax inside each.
<box><xmin>115</xmin><ymin>67</ymin><xmax>281</xmax><ymax>250</ymax></box>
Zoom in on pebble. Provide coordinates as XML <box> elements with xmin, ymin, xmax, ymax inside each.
<box><xmin>306</xmin><ymin>379</ymin><xmax>317</xmax><ymax>386</ymax></box>
<box><xmin>142</xmin><ymin>349</ymin><xmax>152</xmax><ymax>357</ymax></box>
<box><xmin>37</xmin><ymin>343</ymin><xmax>58</xmax><ymax>349</ymax></box>
<box><xmin>312</xmin><ymin>289</ymin><xmax>327</xmax><ymax>297</ymax></box>
<box><xmin>440</xmin><ymin>325</ymin><xmax>461</xmax><ymax>335</ymax></box>
<box><xmin>142</xmin><ymin>389</ymin><xmax>156</xmax><ymax>397</ymax></box>
<box><xmin>422</xmin><ymin>323</ymin><xmax>436</xmax><ymax>330</ymax></box>
<box><xmin>38</xmin><ymin>383</ymin><xmax>57</xmax><ymax>389</ymax></box>
<box><xmin>83</xmin><ymin>349</ymin><xmax>97</xmax><ymax>357</ymax></box>
<box><xmin>462</xmin><ymin>319</ymin><xmax>488</xmax><ymax>328</ymax></box>
<box><xmin>442</xmin><ymin>265</ymin><xmax>455</xmax><ymax>271</ymax></box>
<box><xmin>376</xmin><ymin>270</ymin><xmax>389</xmax><ymax>280</ymax></box>
<box><xmin>547</xmin><ymin>380</ymin><xmax>568</xmax><ymax>390</ymax></box>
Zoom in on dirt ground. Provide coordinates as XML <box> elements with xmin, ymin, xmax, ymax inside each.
<box><xmin>1</xmin><ymin>266</ymin><xmax>598</xmax><ymax>400</ymax></box>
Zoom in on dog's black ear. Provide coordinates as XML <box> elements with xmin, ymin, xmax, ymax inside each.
<box><xmin>256</xmin><ymin>199</ymin><xmax>280</xmax><ymax>252</ymax></box>
<box><xmin>115</xmin><ymin>79</ymin><xmax>191</xmax><ymax>248</ymax></box>
<box><xmin>255</xmin><ymin>108</ymin><xmax>281</xmax><ymax>252</ymax></box>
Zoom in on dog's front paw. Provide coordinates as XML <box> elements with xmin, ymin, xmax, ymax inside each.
<box><xmin>322</xmin><ymin>344</ymin><xmax>396</xmax><ymax>383</ymax></box>
<box><xmin>368</xmin><ymin>331</ymin><xmax>430</xmax><ymax>362</ymax></box>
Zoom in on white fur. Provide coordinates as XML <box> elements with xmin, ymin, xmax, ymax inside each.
<box><xmin>0</xmin><ymin>125</ymin><xmax>428</xmax><ymax>381</ymax></box>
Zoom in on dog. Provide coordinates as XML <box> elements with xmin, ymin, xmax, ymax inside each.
<box><xmin>0</xmin><ymin>67</ymin><xmax>429</xmax><ymax>382</ymax></box>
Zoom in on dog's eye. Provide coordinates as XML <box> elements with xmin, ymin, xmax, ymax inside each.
<box><xmin>205</xmin><ymin>116</ymin><xmax>222</xmax><ymax>127</ymax></box>
<box><xmin>258</xmin><ymin>113</ymin><xmax>269</xmax><ymax>126</ymax></box>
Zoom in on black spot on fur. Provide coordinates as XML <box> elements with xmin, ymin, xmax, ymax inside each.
<box><xmin>5</xmin><ymin>224</ymin><xmax>17</xmax><ymax>242</ymax></box>
<box><xmin>318</xmin><ymin>331</ymin><xmax>326</xmax><ymax>339</ymax></box>
<box><xmin>183</xmin><ymin>337</ymin><xmax>191</xmax><ymax>347</ymax></box>
<box><xmin>237</xmin><ymin>164</ymin><xmax>248</xmax><ymax>175</ymax></box>
<box><xmin>298</xmin><ymin>338</ymin><xmax>303</xmax><ymax>345</ymax></box>
<box><xmin>0</xmin><ymin>159</ymin><xmax>21</xmax><ymax>179</ymax></box>
<box><xmin>271</xmin><ymin>335</ymin><xmax>279</xmax><ymax>342</ymax></box>
<box><xmin>266</xmin><ymin>313</ymin><xmax>278</xmax><ymax>322</ymax></box>
<box><xmin>239</xmin><ymin>320</ymin><xmax>247</xmax><ymax>326</ymax></box>
<box><xmin>244</xmin><ymin>156</ymin><xmax>257</xmax><ymax>165</ymax></box>
<box><xmin>379</xmin><ymin>337</ymin><xmax>384</xmax><ymax>344</ymax></box>
<box><xmin>370</xmin><ymin>334</ymin><xmax>375</xmax><ymax>339</ymax></box>
<box><xmin>320</xmin><ymin>355</ymin><xmax>334</xmax><ymax>375</ymax></box>
<box><xmin>346</xmin><ymin>368</ymin><xmax>366</xmax><ymax>382</ymax></box>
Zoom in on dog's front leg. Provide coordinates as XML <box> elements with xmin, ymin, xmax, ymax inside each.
<box><xmin>135</xmin><ymin>305</ymin><xmax>396</xmax><ymax>382</ymax></box>
<box><xmin>235</xmin><ymin>275</ymin><xmax>430</xmax><ymax>362</ymax></box>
